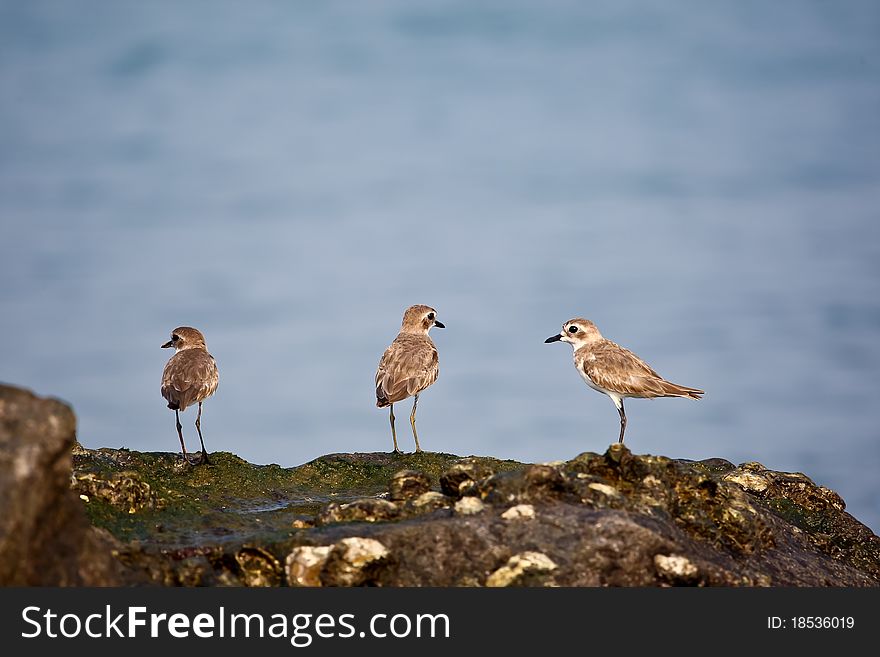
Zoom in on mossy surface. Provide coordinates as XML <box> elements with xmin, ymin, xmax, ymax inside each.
<box><xmin>72</xmin><ymin>447</ymin><xmax>523</xmax><ymax>548</ymax></box>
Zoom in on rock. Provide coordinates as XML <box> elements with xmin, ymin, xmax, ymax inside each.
<box><xmin>501</xmin><ymin>504</ymin><xmax>535</xmax><ymax>521</ymax></box>
<box><xmin>654</xmin><ymin>554</ymin><xmax>700</xmax><ymax>584</ymax></box>
<box><xmin>288</xmin><ymin>539</ymin><xmax>393</xmax><ymax>587</ymax></box>
<box><xmin>0</xmin><ymin>384</ymin><xmax>134</xmax><ymax>585</ymax></box>
<box><xmin>64</xmin><ymin>439</ymin><xmax>880</xmax><ymax>586</ymax></box>
<box><xmin>723</xmin><ymin>468</ymin><xmax>770</xmax><ymax>494</ymax></box>
<box><xmin>486</xmin><ymin>551</ymin><xmax>558</xmax><ymax>587</ymax></box>
<box><xmin>321</xmin><ymin>537</ymin><xmax>390</xmax><ymax>586</ymax></box>
<box><xmin>4</xmin><ymin>381</ymin><xmax>879</xmax><ymax>587</ymax></box>
<box><xmin>411</xmin><ymin>491</ymin><xmax>452</xmax><ymax>511</ymax></box>
<box><xmin>72</xmin><ymin>470</ymin><xmax>160</xmax><ymax>513</ymax></box>
<box><xmin>440</xmin><ymin>460</ymin><xmax>497</xmax><ymax>498</ymax></box>
<box><xmin>286</xmin><ymin>546</ymin><xmax>332</xmax><ymax>587</ymax></box>
<box><xmin>478</xmin><ymin>464</ymin><xmax>578</xmax><ymax>506</ymax></box>
<box><xmin>389</xmin><ymin>469</ymin><xmax>431</xmax><ymax>501</ymax></box>
<box><xmin>317</xmin><ymin>498</ymin><xmax>399</xmax><ymax>524</ymax></box>
<box><xmin>588</xmin><ymin>482</ymin><xmax>620</xmax><ymax>498</ymax></box>
<box><xmin>455</xmin><ymin>497</ymin><xmax>485</xmax><ymax>515</ymax></box>
<box><xmin>235</xmin><ymin>546</ymin><xmax>282</xmax><ymax>587</ymax></box>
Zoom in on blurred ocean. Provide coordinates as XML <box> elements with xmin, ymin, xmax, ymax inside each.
<box><xmin>1</xmin><ymin>1</ymin><xmax>878</xmax><ymax>531</ymax></box>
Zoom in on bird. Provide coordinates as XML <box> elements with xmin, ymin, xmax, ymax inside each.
<box><xmin>544</xmin><ymin>318</ymin><xmax>703</xmax><ymax>444</ymax></box>
<box><xmin>160</xmin><ymin>326</ymin><xmax>219</xmax><ymax>465</ymax></box>
<box><xmin>375</xmin><ymin>304</ymin><xmax>444</xmax><ymax>453</ymax></box>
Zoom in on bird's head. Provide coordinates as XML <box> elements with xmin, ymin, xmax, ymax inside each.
<box><xmin>162</xmin><ymin>326</ymin><xmax>208</xmax><ymax>352</ymax></box>
<box><xmin>544</xmin><ymin>318</ymin><xmax>602</xmax><ymax>347</ymax></box>
<box><xmin>400</xmin><ymin>304</ymin><xmax>445</xmax><ymax>334</ymax></box>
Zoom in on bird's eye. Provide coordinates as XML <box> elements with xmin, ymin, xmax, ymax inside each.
<box><xmin>427</xmin><ymin>313</ymin><xmax>435</xmax><ymax>321</ymax></box>
<box><xmin>172</xmin><ymin>334</ymin><xmax>180</xmax><ymax>341</ymax></box>
<box><xmin>568</xmin><ymin>326</ymin><xmax>578</xmax><ymax>334</ymax></box>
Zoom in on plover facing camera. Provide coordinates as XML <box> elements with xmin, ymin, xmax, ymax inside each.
<box><xmin>545</xmin><ymin>318</ymin><xmax>703</xmax><ymax>444</ymax></box>
<box><xmin>375</xmin><ymin>305</ymin><xmax>444</xmax><ymax>453</ymax></box>
<box><xmin>161</xmin><ymin>326</ymin><xmax>219</xmax><ymax>465</ymax></box>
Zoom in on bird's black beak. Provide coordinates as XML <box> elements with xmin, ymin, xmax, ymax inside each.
<box><xmin>161</xmin><ymin>340</ymin><xmax>173</xmax><ymax>349</ymax></box>
<box><xmin>434</xmin><ymin>320</ymin><xmax>445</xmax><ymax>329</ymax></box>
<box><xmin>544</xmin><ymin>334</ymin><xmax>563</xmax><ymax>343</ymax></box>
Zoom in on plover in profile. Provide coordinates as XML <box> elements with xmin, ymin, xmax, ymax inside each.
<box><xmin>161</xmin><ymin>326</ymin><xmax>219</xmax><ymax>464</ymax></box>
<box><xmin>375</xmin><ymin>304</ymin><xmax>444</xmax><ymax>453</ymax></box>
<box><xmin>545</xmin><ymin>318</ymin><xmax>703</xmax><ymax>443</ymax></box>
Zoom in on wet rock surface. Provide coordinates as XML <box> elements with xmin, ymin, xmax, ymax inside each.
<box><xmin>2</xmin><ymin>383</ymin><xmax>880</xmax><ymax>587</ymax></box>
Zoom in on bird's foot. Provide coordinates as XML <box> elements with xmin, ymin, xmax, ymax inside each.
<box><xmin>184</xmin><ymin>451</ymin><xmax>210</xmax><ymax>466</ymax></box>
<box><xmin>392</xmin><ymin>448</ymin><xmax>403</xmax><ymax>455</ymax></box>
<box><xmin>414</xmin><ymin>447</ymin><xmax>423</xmax><ymax>453</ymax></box>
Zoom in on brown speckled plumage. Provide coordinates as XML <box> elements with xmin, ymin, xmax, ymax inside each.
<box><xmin>546</xmin><ymin>318</ymin><xmax>702</xmax><ymax>444</ymax></box>
<box><xmin>375</xmin><ymin>333</ymin><xmax>439</xmax><ymax>407</ymax></box>
<box><xmin>161</xmin><ymin>326</ymin><xmax>219</xmax><ymax>464</ymax></box>
<box><xmin>375</xmin><ymin>304</ymin><xmax>444</xmax><ymax>453</ymax></box>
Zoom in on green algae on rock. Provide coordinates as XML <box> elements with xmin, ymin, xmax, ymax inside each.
<box><xmin>71</xmin><ymin>447</ymin><xmax>524</xmax><ymax>549</ymax></box>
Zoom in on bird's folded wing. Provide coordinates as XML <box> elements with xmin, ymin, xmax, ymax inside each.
<box><xmin>376</xmin><ymin>343</ymin><xmax>438</xmax><ymax>403</ymax></box>
<box><xmin>162</xmin><ymin>353</ymin><xmax>218</xmax><ymax>406</ymax></box>
<box><xmin>583</xmin><ymin>342</ymin><xmax>667</xmax><ymax>397</ymax></box>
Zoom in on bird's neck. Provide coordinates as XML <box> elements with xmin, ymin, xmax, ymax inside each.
<box><xmin>399</xmin><ymin>328</ymin><xmax>429</xmax><ymax>337</ymax></box>
<box><xmin>175</xmin><ymin>345</ymin><xmax>206</xmax><ymax>353</ymax></box>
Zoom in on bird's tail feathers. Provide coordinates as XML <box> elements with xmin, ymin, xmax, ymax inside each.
<box><xmin>661</xmin><ymin>382</ymin><xmax>704</xmax><ymax>399</ymax></box>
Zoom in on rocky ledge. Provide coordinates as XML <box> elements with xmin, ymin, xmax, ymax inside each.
<box><xmin>2</xmin><ymin>383</ymin><xmax>878</xmax><ymax>586</ymax></box>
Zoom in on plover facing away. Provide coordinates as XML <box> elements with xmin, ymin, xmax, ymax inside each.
<box><xmin>161</xmin><ymin>326</ymin><xmax>219</xmax><ymax>464</ymax></box>
<box><xmin>545</xmin><ymin>318</ymin><xmax>703</xmax><ymax>444</ymax></box>
<box><xmin>375</xmin><ymin>305</ymin><xmax>444</xmax><ymax>453</ymax></box>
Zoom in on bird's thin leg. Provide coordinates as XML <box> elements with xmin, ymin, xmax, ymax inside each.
<box><xmin>195</xmin><ymin>401</ymin><xmax>210</xmax><ymax>465</ymax></box>
<box><xmin>410</xmin><ymin>393</ymin><xmax>422</xmax><ymax>453</ymax></box>
<box><xmin>389</xmin><ymin>404</ymin><xmax>401</xmax><ymax>454</ymax></box>
<box><xmin>617</xmin><ymin>400</ymin><xmax>627</xmax><ymax>444</ymax></box>
<box><xmin>175</xmin><ymin>409</ymin><xmax>192</xmax><ymax>464</ymax></box>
